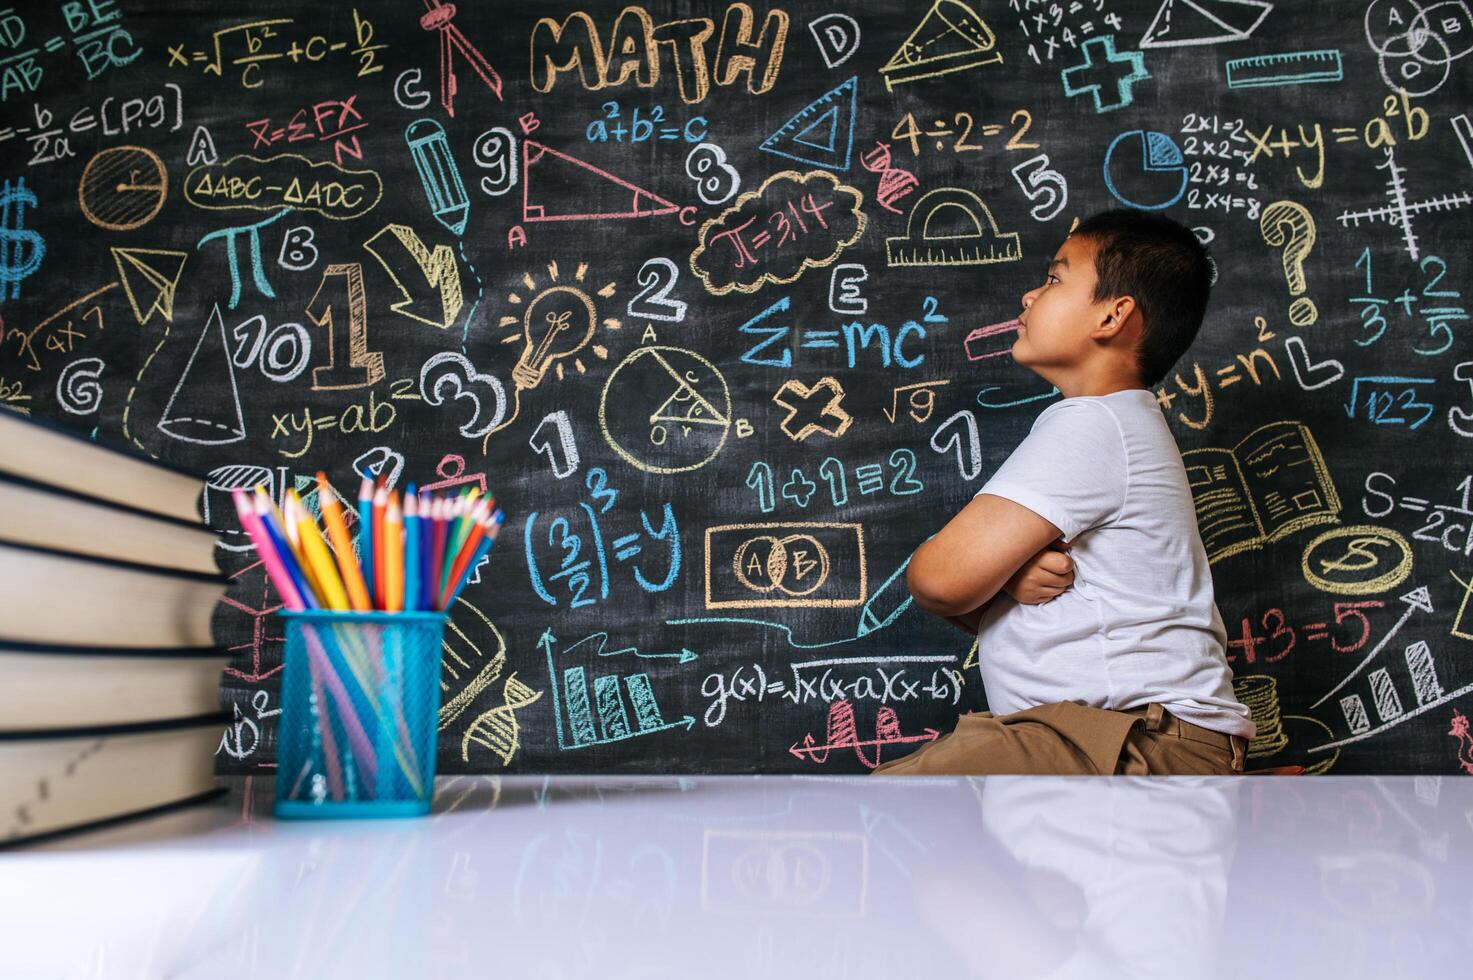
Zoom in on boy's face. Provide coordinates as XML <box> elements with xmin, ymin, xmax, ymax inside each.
<box><xmin>1013</xmin><ymin>235</ymin><xmax>1105</xmax><ymax>378</ymax></box>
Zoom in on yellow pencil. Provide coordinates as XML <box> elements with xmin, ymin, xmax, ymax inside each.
<box><xmin>283</xmin><ymin>492</ymin><xmax>328</xmax><ymax>602</ymax></box>
<box><xmin>290</xmin><ymin>488</ymin><xmax>351</xmax><ymax>611</ymax></box>
<box><xmin>384</xmin><ymin>493</ymin><xmax>405</xmax><ymax>612</ymax></box>
<box><xmin>316</xmin><ymin>472</ymin><xmax>373</xmax><ymax>612</ymax></box>
<box><xmin>257</xmin><ymin>486</ymin><xmax>323</xmax><ymax>601</ymax></box>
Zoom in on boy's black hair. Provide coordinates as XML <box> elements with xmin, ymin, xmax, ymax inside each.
<box><xmin>1069</xmin><ymin>208</ymin><xmax>1213</xmax><ymax>388</ymax></box>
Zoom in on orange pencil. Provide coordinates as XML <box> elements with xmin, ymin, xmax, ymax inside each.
<box><xmin>384</xmin><ymin>494</ymin><xmax>404</xmax><ymax>612</ymax></box>
<box><xmin>316</xmin><ymin>472</ymin><xmax>372</xmax><ymax>611</ymax></box>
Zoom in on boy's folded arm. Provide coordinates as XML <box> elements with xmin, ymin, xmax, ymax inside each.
<box><xmin>943</xmin><ymin>599</ymin><xmax>996</xmax><ymax>635</ymax></box>
<box><xmin>906</xmin><ymin>493</ymin><xmax>1064</xmax><ymax>618</ymax></box>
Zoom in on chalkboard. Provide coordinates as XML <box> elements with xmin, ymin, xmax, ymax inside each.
<box><xmin>2</xmin><ymin>0</ymin><xmax>1471</xmax><ymax>775</ymax></box>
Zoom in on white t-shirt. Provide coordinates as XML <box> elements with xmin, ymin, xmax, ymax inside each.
<box><xmin>972</xmin><ymin>389</ymin><xmax>1255</xmax><ymax>740</ymax></box>
<box><xmin>979</xmin><ymin>776</ymin><xmax>1242</xmax><ymax>979</ymax></box>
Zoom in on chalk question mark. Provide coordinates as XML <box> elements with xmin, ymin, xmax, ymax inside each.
<box><xmin>1259</xmin><ymin>200</ymin><xmax>1318</xmax><ymax>327</ymax></box>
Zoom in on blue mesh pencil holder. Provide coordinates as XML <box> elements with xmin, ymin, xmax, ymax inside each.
<box><xmin>274</xmin><ymin>610</ymin><xmax>446</xmax><ymax>819</ymax></box>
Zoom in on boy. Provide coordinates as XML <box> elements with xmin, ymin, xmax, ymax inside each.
<box><xmin>873</xmin><ymin>208</ymin><xmax>1255</xmax><ymax>776</ymax></box>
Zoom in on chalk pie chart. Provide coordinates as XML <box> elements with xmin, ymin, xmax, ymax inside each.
<box><xmin>1102</xmin><ymin>130</ymin><xmax>1188</xmax><ymax>211</ymax></box>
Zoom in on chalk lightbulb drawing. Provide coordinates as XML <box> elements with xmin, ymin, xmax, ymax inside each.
<box><xmin>479</xmin><ymin>261</ymin><xmax>618</xmax><ymax>452</ymax></box>
<box><xmin>513</xmin><ymin>285</ymin><xmax>597</xmax><ymax>390</ymax></box>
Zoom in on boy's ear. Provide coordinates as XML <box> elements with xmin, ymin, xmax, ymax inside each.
<box><xmin>1096</xmin><ymin>295</ymin><xmax>1138</xmax><ymax>336</ymax></box>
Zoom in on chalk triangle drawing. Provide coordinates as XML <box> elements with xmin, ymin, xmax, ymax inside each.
<box><xmin>879</xmin><ymin>0</ymin><xmax>1002</xmax><ymax>91</ymax></box>
<box><xmin>797</xmin><ymin>109</ymin><xmax>838</xmax><ymax>152</ymax></box>
<box><xmin>760</xmin><ymin>76</ymin><xmax>858</xmax><ymax>170</ymax></box>
<box><xmin>521</xmin><ymin>140</ymin><xmax>679</xmax><ymax>223</ymax></box>
<box><xmin>112</xmin><ymin>247</ymin><xmax>187</xmax><ymax>325</ymax></box>
<box><xmin>1139</xmin><ymin>0</ymin><xmax>1273</xmax><ymax>48</ymax></box>
<box><xmin>648</xmin><ymin>352</ymin><xmax>728</xmax><ymax>427</ymax></box>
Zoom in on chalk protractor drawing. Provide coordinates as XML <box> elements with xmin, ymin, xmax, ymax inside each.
<box><xmin>885</xmin><ymin>187</ymin><xmax>1021</xmax><ymax>267</ymax></box>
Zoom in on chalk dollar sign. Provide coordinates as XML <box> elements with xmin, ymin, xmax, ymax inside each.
<box><xmin>0</xmin><ymin>177</ymin><xmax>45</xmax><ymax>301</ymax></box>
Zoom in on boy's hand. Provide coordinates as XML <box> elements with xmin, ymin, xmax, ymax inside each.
<box><xmin>1002</xmin><ymin>539</ymin><xmax>1074</xmax><ymax>605</ymax></box>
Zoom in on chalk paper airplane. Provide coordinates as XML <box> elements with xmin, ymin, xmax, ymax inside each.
<box><xmin>880</xmin><ymin>0</ymin><xmax>1002</xmax><ymax>90</ymax></box>
<box><xmin>522</xmin><ymin>140</ymin><xmax>679</xmax><ymax>223</ymax></box>
<box><xmin>1139</xmin><ymin>0</ymin><xmax>1273</xmax><ymax>48</ymax></box>
<box><xmin>112</xmin><ymin>247</ymin><xmax>187</xmax><ymax>325</ymax></box>
<box><xmin>760</xmin><ymin>75</ymin><xmax>859</xmax><ymax>171</ymax></box>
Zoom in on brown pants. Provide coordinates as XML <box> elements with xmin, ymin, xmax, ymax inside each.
<box><xmin>870</xmin><ymin>700</ymin><xmax>1248</xmax><ymax>776</ymax></box>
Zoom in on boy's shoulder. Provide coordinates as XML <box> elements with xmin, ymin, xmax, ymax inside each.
<box><xmin>1034</xmin><ymin>389</ymin><xmax>1148</xmax><ymax>430</ymax></box>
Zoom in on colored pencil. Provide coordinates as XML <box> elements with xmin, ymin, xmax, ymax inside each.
<box><xmin>453</xmin><ymin>493</ymin><xmax>493</xmax><ymax>562</ymax></box>
<box><xmin>236</xmin><ymin>489</ymin><xmax>354</xmax><ymax>799</ymax></box>
<box><xmin>317</xmin><ymin>472</ymin><xmax>372</xmax><ymax>612</ymax></box>
<box><xmin>439</xmin><ymin>491</ymin><xmax>466</xmax><ymax>599</ymax></box>
<box><xmin>449</xmin><ymin>488</ymin><xmax>481</xmax><ymax>556</ymax></box>
<box><xmin>404</xmin><ymin>486</ymin><xmax>420</xmax><ymax>613</ymax></box>
<box><xmin>365</xmin><ymin>480</ymin><xmax>382</xmax><ymax>604</ymax></box>
<box><xmin>428</xmin><ymin>497</ymin><xmax>449</xmax><ymax>610</ymax></box>
<box><xmin>418</xmin><ymin>489</ymin><xmax>433</xmax><ymax>613</ymax></box>
<box><xmin>384</xmin><ymin>494</ymin><xmax>404</xmax><ymax>612</ymax></box>
<box><xmin>250</xmin><ymin>486</ymin><xmax>298</xmax><ymax>567</ymax></box>
<box><xmin>286</xmin><ymin>494</ymin><xmax>331</xmax><ymax>604</ymax></box>
<box><xmin>291</xmin><ymin>489</ymin><xmax>351</xmax><ymax>611</ymax></box>
<box><xmin>253</xmin><ymin>485</ymin><xmax>297</xmax><ymax>560</ymax></box>
<box><xmin>446</xmin><ymin>509</ymin><xmax>504</xmax><ymax>609</ymax></box>
<box><xmin>233</xmin><ymin>489</ymin><xmax>305</xmax><ymax>610</ymax></box>
<box><xmin>439</xmin><ymin>499</ymin><xmax>491</xmax><ymax>610</ymax></box>
<box><xmin>357</xmin><ymin>476</ymin><xmax>375</xmax><ymax>609</ymax></box>
<box><xmin>372</xmin><ymin>481</ymin><xmax>388</xmax><ymax>610</ymax></box>
<box><xmin>254</xmin><ymin>491</ymin><xmax>319</xmax><ymax>609</ymax></box>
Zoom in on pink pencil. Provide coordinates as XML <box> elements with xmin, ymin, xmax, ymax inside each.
<box><xmin>234</xmin><ymin>489</ymin><xmax>349</xmax><ymax>798</ymax></box>
<box><xmin>233</xmin><ymin>489</ymin><xmax>305</xmax><ymax>610</ymax></box>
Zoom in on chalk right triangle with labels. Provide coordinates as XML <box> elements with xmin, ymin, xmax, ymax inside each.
<box><xmin>759</xmin><ymin>75</ymin><xmax>859</xmax><ymax>171</ymax></box>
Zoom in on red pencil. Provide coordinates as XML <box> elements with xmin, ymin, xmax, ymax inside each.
<box><xmin>428</xmin><ymin>497</ymin><xmax>449</xmax><ymax>610</ymax></box>
<box><xmin>440</xmin><ymin>499</ymin><xmax>491</xmax><ymax>609</ymax></box>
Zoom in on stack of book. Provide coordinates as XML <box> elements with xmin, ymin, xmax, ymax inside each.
<box><xmin>0</xmin><ymin>409</ymin><xmax>231</xmax><ymax>847</ymax></box>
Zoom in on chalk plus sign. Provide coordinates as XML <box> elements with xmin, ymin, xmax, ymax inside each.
<box><xmin>1060</xmin><ymin>35</ymin><xmax>1150</xmax><ymax>113</ymax></box>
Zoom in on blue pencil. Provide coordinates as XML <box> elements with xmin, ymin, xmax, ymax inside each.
<box><xmin>445</xmin><ymin>509</ymin><xmax>504</xmax><ymax>608</ymax></box>
<box><xmin>254</xmin><ymin>492</ymin><xmax>320</xmax><ymax>609</ymax></box>
<box><xmin>404</xmin><ymin>483</ymin><xmax>420</xmax><ymax>613</ymax></box>
<box><xmin>357</xmin><ymin>475</ymin><xmax>375</xmax><ymax>608</ymax></box>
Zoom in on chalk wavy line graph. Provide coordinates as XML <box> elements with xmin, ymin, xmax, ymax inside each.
<box><xmin>789</xmin><ymin>699</ymin><xmax>939</xmax><ymax>768</ymax></box>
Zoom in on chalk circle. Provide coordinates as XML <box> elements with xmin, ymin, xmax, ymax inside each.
<box><xmin>599</xmin><ymin>345</ymin><xmax>731</xmax><ymax>474</ymax></box>
<box><xmin>1300</xmin><ymin>524</ymin><xmax>1412</xmax><ymax>595</ymax></box>
<box><xmin>732</xmin><ymin>533</ymin><xmax>830</xmax><ymax>596</ymax></box>
<box><xmin>1288</xmin><ymin>297</ymin><xmax>1318</xmax><ymax>327</ymax></box>
<box><xmin>79</xmin><ymin>145</ymin><xmax>168</xmax><ymax>231</ymax></box>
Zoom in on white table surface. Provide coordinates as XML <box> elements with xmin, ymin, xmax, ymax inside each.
<box><xmin>2</xmin><ymin>773</ymin><xmax>1467</xmax><ymax>979</ymax></box>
